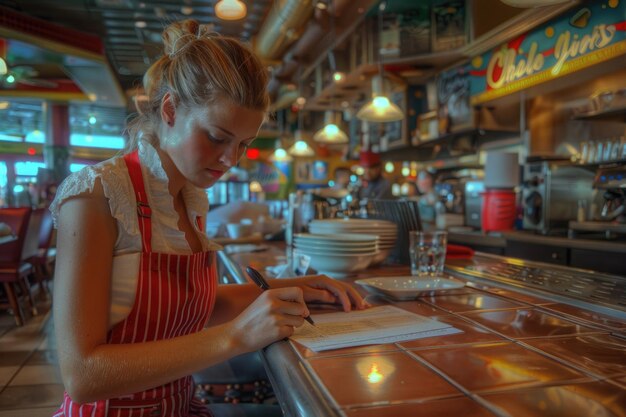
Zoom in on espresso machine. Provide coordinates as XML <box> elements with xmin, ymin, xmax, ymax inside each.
<box><xmin>568</xmin><ymin>163</ymin><xmax>626</xmax><ymax>238</ymax></box>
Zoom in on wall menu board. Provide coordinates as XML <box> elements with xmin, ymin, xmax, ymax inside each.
<box><xmin>437</xmin><ymin>65</ymin><xmax>473</xmax><ymax>133</ymax></box>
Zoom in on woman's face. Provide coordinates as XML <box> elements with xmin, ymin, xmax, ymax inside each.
<box><xmin>162</xmin><ymin>99</ymin><xmax>264</xmax><ymax>188</ymax></box>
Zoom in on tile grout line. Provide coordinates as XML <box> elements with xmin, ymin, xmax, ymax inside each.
<box><xmin>0</xmin><ymin>308</ymin><xmax>53</xmax><ymax>397</ymax></box>
<box><xmin>398</xmin><ymin>346</ymin><xmax>512</xmax><ymax>417</ymax></box>
<box><xmin>0</xmin><ymin>335</ymin><xmax>46</xmax><ymax>396</ymax></box>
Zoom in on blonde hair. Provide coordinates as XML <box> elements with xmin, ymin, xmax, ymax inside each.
<box><xmin>126</xmin><ymin>19</ymin><xmax>269</xmax><ymax>151</ymax></box>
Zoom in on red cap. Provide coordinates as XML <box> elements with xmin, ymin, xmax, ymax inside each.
<box><xmin>359</xmin><ymin>150</ymin><xmax>381</xmax><ymax>167</ymax></box>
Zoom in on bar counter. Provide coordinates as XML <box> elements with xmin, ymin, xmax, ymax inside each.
<box><xmin>227</xmin><ymin>244</ymin><xmax>626</xmax><ymax>417</ymax></box>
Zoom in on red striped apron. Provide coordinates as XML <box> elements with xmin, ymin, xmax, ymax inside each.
<box><xmin>54</xmin><ymin>150</ymin><xmax>216</xmax><ymax>417</ymax></box>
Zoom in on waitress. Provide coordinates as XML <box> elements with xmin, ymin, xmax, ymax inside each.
<box><xmin>50</xmin><ymin>19</ymin><xmax>365</xmax><ymax>417</ymax></box>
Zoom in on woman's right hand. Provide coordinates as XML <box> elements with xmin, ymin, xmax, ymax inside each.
<box><xmin>228</xmin><ymin>287</ymin><xmax>310</xmax><ymax>353</ymax></box>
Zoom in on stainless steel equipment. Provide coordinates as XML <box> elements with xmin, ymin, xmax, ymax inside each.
<box><xmin>595</xmin><ymin>163</ymin><xmax>626</xmax><ymax>222</ymax></box>
<box><xmin>464</xmin><ymin>180</ymin><xmax>484</xmax><ymax>229</ymax></box>
<box><xmin>446</xmin><ymin>253</ymin><xmax>625</xmax><ymax>317</ymax></box>
<box><xmin>568</xmin><ymin>163</ymin><xmax>626</xmax><ymax>238</ymax></box>
<box><xmin>522</xmin><ymin>161</ymin><xmax>595</xmax><ymax>233</ymax></box>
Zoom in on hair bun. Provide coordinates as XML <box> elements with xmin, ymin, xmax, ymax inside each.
<box><xmin>162</xmin><ymin>19</ymin><xmax>200</xmax><ymax>57</ymax></box>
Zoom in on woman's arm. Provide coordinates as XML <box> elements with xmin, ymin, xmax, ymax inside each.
<box><xmin>54</xmin><ymin>180</ymin><xmax>307</xmax><ymax>403</ymax></box>
<box><xmin>208</xmin><ymin>273</ymin><xmax>367</xmax><ymax>326</ymax></box>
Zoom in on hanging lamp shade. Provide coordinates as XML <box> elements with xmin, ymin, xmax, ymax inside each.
<box><xmin>313</xmin><ymin>111</ymin><xmax>348</xmax><ymax>144</ymax></box>
<box><xmin>269</xmin><ymin>147</ymin><xmax>293</xmax><ymax>162</ymax></box>
<box><xmin>356</xmin><ymin>75</ymin><xmax>404</xmax><ymax>122</ymax></box>
<box><xmin>215</xmin><ymin>0</ymin><xmax>247</xmax><ymax>20</ymax></box>
<box><xmin>288</xmin><ymin>130</ymin><xmax>315</xmax><ymax>157</ymax></box>
<box><xmin>0</xmin><ymin>58</ymin><xmax>7</xmax><ymax>76</ymax></box>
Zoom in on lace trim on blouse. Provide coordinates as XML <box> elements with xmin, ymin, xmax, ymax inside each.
<box><xmin>50</xmin><ymin>140</ymin><xmax>220</xmax><ymax>253</ymax></box>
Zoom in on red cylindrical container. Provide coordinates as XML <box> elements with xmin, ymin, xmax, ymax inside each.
<box><xmin>481</xmin><ymin>190</ymin><xmax>516</xmax><ymax>232</ymax></box>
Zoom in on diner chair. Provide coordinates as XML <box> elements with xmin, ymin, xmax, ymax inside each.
<box><xmin>0</xmin><ymin>207</ymin><xmax>38</xmax><ymax>326</ymax></box>
<box><xmin>28</xmin><ymin>208</ymin><xmax>56</xmax><ymax>296</ymax></box>
<box><xmin>192</xmin><ymin>250</ymin><xmax>282</xmax><ymax>417</ymax></box>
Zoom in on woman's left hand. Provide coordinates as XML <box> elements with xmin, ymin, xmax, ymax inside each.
<box><xmin>272</xmin><ymin>275</ymin><xmax>367</xmax><ymax>312</ymax></box>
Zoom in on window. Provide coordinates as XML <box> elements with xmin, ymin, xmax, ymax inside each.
<box><xmin>14</xmin><ymin>161</ymin><xmax>45</xmax><ymax>182</ymax></box>
<box><xmin>25</xmin><ymin>130</ymin><xmax>45</xmax><ymax>143</ymax></box>
<box><xmin>0</xmin><ymin>161</ymin><xmax>7</xmax><ymax>206</ymax></box>
<box><xmin>0</xmin><ymin>133</ymin><xmax>23</xmax><ymax>142</ymax></box>
<box><xmin>70</xmin><ymin>133</ymin><xmax>124</xmax><ymax>149</ymax></box>
<box><xmin>70</xmin><ymin>163</ymin><xmax>88</xmax><ymax>173</ymax></box>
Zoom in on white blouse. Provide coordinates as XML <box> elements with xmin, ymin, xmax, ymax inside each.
<box><xmin>50</xmin><ymin>141</ymin><xmax>221</xmax><ymax>328</ymax></box>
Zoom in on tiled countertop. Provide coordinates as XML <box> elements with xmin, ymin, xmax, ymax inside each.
<box><xmin>229</xmin><ymin>246</ymin><xmax>626</xmax><ymax>417</ymax></box>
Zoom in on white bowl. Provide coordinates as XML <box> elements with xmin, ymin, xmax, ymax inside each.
<box><xmin>295</xmin><ymin>243</ymin><xmax>377</xmax><ymax>254</ymax></box>
<box><xmin>370</xmin><ymin>247</ymin><xmax>393</xmax><ymax>265</ymax></box>
<box><xmin>294</xmin><ymin>233</ymin><xmax>378</xmax><ymax>244</ymax></box>
<box><xmin>295</xmin><ymin>249</ymin><xmax>374</xmax><ymax>277</ymax></box>
<box><xmin>293</xmin><ymin>238</ymin><xmax>377</xmax><ymax>250</ymax></box>
<box><xmin>310</xmin><ymin>219</ymin><xmax>397</xmax><ymax>229</ymax></box>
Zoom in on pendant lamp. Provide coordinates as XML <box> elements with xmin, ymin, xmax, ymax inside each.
<box><xmin>215</xmin><ymin>0</ymin><xmax>246</xmax><ymax>21</ymax></box>
<box><xmin>356</xmin><ymin>1</ymin><xmax>404</xmax><ymax>123</ymax></box>
<box><xmin>269</xmin><ymin>145</ymin><xmax>293</xmax><ymax>162</ymax></box>
<box><xmin>271</xmin><ymin>110</ymin><xmax>294</xmax><ymax>162</ymax></box>
<box><xmin>288</xmin><ymin>130</ymin><xmax>315</xmax><ymax>157</ymax></box>
<box><xmin>313</xmin><ymin>111</ymin><xmax>348</xmax><ymax>144</ymax></box>
<box><xmin>356</xmin><ymin>75</ymin><xmax>404</xmax><ymax>122</ymax></box>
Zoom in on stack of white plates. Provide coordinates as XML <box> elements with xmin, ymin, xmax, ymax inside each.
<box><xmin>293</xmin><ymin>233</ymin><xmax>378</xmax><ymax>278</ymax></box>
<box><xmin>308</xmin><ymin>219</ymin><xmax>397</xmax><ymax>264</ymax></box>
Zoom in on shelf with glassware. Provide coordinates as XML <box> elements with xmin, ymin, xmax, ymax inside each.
<box><xmin>300</xmin><ymin>0</ymin><xmax>573</xmax><ymax>113</ymax></box>
<box><xmin>571</xmin><ymin>106</ymin><xmax>626</xmax><ymax>122</ymax></box>
<box><xmin>302</xmin><ymin>2</ymin><xmax>467</xmax><ymax>113</ymax></box>
<box><xmin>570</xmin><ymin>88</ymin><xmax>626</xmax><ymax>122</ymax></box>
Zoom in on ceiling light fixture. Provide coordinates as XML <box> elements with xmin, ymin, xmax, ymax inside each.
<box><xmin>269</xmin><ymin>147</ymin><xmax>293</xmax><ymax>162</ymax></box>
<box><xmin>289</xmin><ymin>68</ymin><xmax>316</xmax><ymax>157</ymax></box>
<box><xmin>272</xmin><ymin>110</ymin><xmax>294</xmax><ymax>162</ymax></box>
<box><xmin>313</xmin><ymin>111</ymin><xmax>348</xmax><ymax>144</ymax></box>
<box><xmin>135</xmin><ymin>20</ymin><xmax>147</xmax><ymax>28</ymax></box>
<box><xmin>313</xmin><ymin>0</ymin><xmax>348</xmax><ymax>145</ymax></box>
<box><xmin>333</xmin><ymin>72</ymin><xmax>345</xmax><ymax>82</ymax></box>
<box><xmin>215</xmin><ymin>0</ymin><xmax>247</xmax><ymax>21</ymax></box>
<box><xmin>288</xmin><ymin>130</ymin><xmax>315</xmax><ymax>157</ymax></box>
<box><xmin>356</xmin><ymin>75</ymin><xmax>404</xmax><ymax>122</ymax></box>
<box><xmin>356</xmin><ymin>1</ymin><xmax>404</xmax><ymax>123</ymax></box>
<box><xmin>0</xmin><ymin>58</ymin><xmax>7</xmax><ymax>75</ymax></box>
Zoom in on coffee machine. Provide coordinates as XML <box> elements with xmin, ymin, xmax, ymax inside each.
<box><xmin>522</xmin><ymin>161</ymin><xmax>595</xmax><ymax>233</ymax></box>
<box><xmin>568</xmin><ymin>163</ymin><xmax>626</xmax><ymax>238</ymax></box>
<box><xmin>596</xmin><ymin>164</ymin><xmax>626</xmax><ymax>223</ymax></box>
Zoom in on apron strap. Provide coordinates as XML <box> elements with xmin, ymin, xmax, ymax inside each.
<box><xmin>124</xmin><ymin>150</ymin><xmax>153</xmax><ymax>253</ymax></box>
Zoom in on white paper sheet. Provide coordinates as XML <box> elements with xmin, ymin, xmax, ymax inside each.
<box><xmin>290</xmin><ymin>305</ymin><xmax>462</xmax><ymax>352</ymax></box>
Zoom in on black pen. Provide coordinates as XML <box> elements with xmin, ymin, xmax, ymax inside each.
<box><xmin>246</xmin><ymin>266</ymin><xmax>316</xmax><ymax>326</ymax></box>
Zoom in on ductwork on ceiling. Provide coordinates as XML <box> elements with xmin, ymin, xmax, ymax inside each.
<box><xmin>260</xmin><ymin>0</ymin><xmax>372</xmax><ymax>108</ymax></box>
<box><xmin>254</xmin><ymin>0</ymin><xmax>315</xmax><ymax>61</ymax></box>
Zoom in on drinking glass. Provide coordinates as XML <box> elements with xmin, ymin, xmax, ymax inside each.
<box><xmin>409</xmin><ymin>231</ymin><xmax>448</xmax><ymax>277</ymax></box>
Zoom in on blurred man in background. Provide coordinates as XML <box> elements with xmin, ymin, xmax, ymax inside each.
<box><xmin>358</xmin><ymin>150</ymin><xmax>393</xmax><ymax>200</ymax></box>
